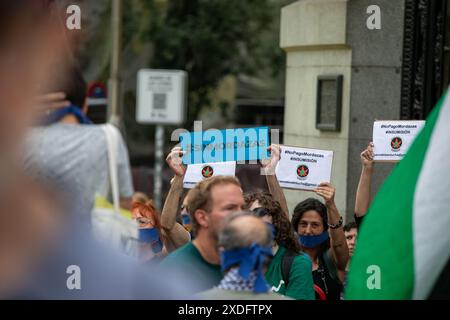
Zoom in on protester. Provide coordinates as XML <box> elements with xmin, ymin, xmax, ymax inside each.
<box><xmin>245</xmin><ymin>192</ymin><xmax>315</xmax><ymax>300</ymax></box>
<box><xmin>26</xmin><ymin>64</ymin><xmax>134</xmax><ymax>217</ymax></box>
<box><xmin>354</xmin><ymin>142</ymin><xmax>375</xmax><ymax>227</ymax></box>
<box><xmin>180</xmin><ymin>194</ymin><xmax>193</xmax><ymax>234</ymax></box>
<box><xmin>262</xmin><ymin>144</ymin><xmax>290</xmax><ymax>217</ymax></box>
<box><xmin>157</xmin><ymin>146</ymin><xmax>192</xmax><ymax>251</ymax></box>
<box><xmin>197</xmin><ymin>212</ymin><xmax>291</xmax><ymax>300</ymax></box>
<box><xmin>344</xmin><ymin>222</ymin><xmax>358</xmax><ymax>258</ymax></box>
<box><xmin>291</xmin><ymin>185</ymin><xmax>349</xmax><ymax>300</ymax></box>
<box><xmin>161</xmin><ymin>175</ymin><xmax>246</xmax><ymax>293</ymax></box>
<box><xmin>131</xmin><ymin>200</ymin><xmax>166</xmax><ymax>262</ymax></box>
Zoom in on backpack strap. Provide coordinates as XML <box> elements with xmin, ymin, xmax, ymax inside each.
<box><xmin>322</xmin><ymin>249</ymin><xmax>338</xmax><ymax>282</ymax></box>
<box><xmin>281</xmin><ymin>249</ymin><xmax>299</xmax><ymax>288</ymax></box>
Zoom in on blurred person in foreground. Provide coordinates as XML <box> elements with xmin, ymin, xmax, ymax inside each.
<box><xmin>0</xmin><ymin>1</ymin><xmax>191</xmax><ymax>299</ymax></box>
<box><xmin>161</xmin><ymin>175</ymin><xmax>246</xmax><ymax>293</ymax></box>
<box><xmin>197</xmin><ymin>212</ymin><xmax>291</xmax><ymax>300</ymax></box>
<box><xmin>27</xmin><ymin>63</ymin><xmax>134</xmax><ymax>217</ymax></box>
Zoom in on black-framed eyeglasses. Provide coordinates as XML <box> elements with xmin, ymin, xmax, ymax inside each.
<box><xmin>252</xmin><ymin>207</ymin><xmax>269</xmax><ymax>218</ymax></box>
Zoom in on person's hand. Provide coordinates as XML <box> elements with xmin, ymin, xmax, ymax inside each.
<box><xmin>261</xmin><ymin>144</ymin><xmax>281</xmax><ymax>175</ymax></box>
<box><xmin>34</xmin><ymin>92</ymin><xmax>71</xmax><ymax>112</ymax></box>
<box><xmin>360</xmin><ymin>142</ymin><xmax>374</xmax><ymax>169</ymax></box>
<box><xmin>166</xmin><ymin>146</ymin><xmax>186</xmax><ymax>177</ymax></box>
<box><xmin>315</xmin><ymin>182</ymin><xmax>336</xmax><ymax>207</ymax></box>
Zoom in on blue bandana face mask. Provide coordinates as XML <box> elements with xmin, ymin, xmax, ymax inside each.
<box><xmin>139</xmin><ymin>228</ymin><xmax>163</xmax><ymax>253</ymax></box>
<box><xmin>181</xmin><ymin>214</ymin><xmax>191</xmax><ymax>225</ymax></box>
<box><xmin>181</xmin><ymin>214</ymin><xmax>192</xmax><ymax>233</ymax></box>
<box><xmin>299</xmin><ymin>231</ymin><xmax>329</xmax><ymax>248</ymax></box>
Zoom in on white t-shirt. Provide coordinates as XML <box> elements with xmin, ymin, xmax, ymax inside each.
<box><xmin>25</xmin><ymin>123</ymin><xmax>134</xmax><ymax>215</ymax></box>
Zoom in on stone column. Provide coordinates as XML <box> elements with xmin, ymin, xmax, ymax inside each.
<box><xmin>280</xmin><ymin>0</ymin><xmax>351</xmax><ymax>216</ymax></box>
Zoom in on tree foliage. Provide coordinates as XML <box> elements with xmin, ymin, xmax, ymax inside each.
<box><xmin>123</xmin><ymin>0</ymin><xmax>285</xmax><ymax>124</ymax></box>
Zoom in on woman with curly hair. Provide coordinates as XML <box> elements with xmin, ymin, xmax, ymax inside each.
<box><xmin>245</xmin><ymin>192</ymin><xmax>314</xmax><ymax>300</ymax></box>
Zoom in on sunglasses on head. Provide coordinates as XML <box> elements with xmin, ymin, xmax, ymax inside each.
<box><xmin>252</xmin><ymin>207</ymin><xmax>269</xmax><ymax>218</ymax></box>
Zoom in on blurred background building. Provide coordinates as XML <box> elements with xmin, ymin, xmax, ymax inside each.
<box><xmin>57</xmin><ymin>0</ymin><xmax>450</xmax><ymax>219</ymax></box>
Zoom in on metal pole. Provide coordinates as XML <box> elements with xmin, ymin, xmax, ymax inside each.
<box><xmin>108</xmin><ymin>0</ymin><xmax>122</xmax><ymax>125</ymax></box>
<box><xmin>154</xmin><ymin>125</ymin><xmax>164</xmax><ymax>210</ymax></box>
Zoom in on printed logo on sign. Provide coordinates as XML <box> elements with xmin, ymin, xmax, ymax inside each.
<box><xmin>296</xmin><ymin>165</ymin><xmax>309</xmax><ymax>180</ymax></box>
<box><xmin>391</xmin><ymin>137</ymin><xmax>402</xmax><ymax>152</ymax></box>
<box><xmin>201</xmin><ymin>165</ymin><xmax>214</xmax><ymax>178</ymax></box>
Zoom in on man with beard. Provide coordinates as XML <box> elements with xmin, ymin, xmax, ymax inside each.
<box><xmin>161</xmin><ymin>176</ymin><xmax>246</xmax><ymax>293</ymax></box>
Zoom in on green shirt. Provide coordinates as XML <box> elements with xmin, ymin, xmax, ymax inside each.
<box><xmin>161</xmin><ymin>242</ymin><xmax>222</xmax><ymax>293</ymax></box>
<box><xmin>265</xmin><ymin>246</ymin><xmax>315</xmax><ymax>300</ymax></box>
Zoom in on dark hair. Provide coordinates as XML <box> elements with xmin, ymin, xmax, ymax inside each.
<box><xmin>291</xmin><ymin>198</ymin><xmax>328</xmax><ymax>231</ymax></box>
<box><xmin>344</xmin><ymin>221</ymin><xmax>357</xmax><ymax>232</ymax></box>
<box><xmin>50</xmin><ymin>64</ymin><xmax>87</xmax><ymax>109</ymax></box>
<box><xmin>244</xmin><ymin>192</ymin><xmax>301</xmax><ymax>254</ymax></box>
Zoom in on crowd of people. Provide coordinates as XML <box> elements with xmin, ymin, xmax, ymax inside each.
<box><xmin>149</xmin><ymin>141</ymin><xmax>376</xmax><ymax>300</ymax></box>
<box><xmin>0</xmin><ymin>0</ymin><xmax>383</xmax><ymax>300</ymax></box>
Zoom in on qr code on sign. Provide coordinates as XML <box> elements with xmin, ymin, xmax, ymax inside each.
<box><xmin>153</xmin><ymin>93</ymin><xmax>167</xmax><ymax>110</ymax></box>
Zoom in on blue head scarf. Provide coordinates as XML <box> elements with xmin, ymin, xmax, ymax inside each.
<box><xmin>220</xmin><ymin>243</ymin><xmax>273</xmax><ymax>293</ymax></box>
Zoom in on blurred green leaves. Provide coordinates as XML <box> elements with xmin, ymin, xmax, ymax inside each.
<box><xmin>123</xmin><ymin>0</ymin><xmax>286</xmax><ymax>124</ymax></box>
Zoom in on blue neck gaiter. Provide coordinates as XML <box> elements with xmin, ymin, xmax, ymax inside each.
<box><xmin>181</xmin><ymin>214</ymin><xmax>191</xmax><ymax>226</ymax></box>
<box><xmin>220</xmin><ymin>243</ymin><xmax>273</xmax><ymax>293</ymax></box>
<box><xmin>43</xmin><ymin>104</ymin><xmax>92</xmax><ymax>125</ymax></box>
<box><xmin>139</xmin><ymin>228</ymin><xmax>163</xmax><ymax>253</ymax></box>
<box><xmin>299</xmin><ymin>231</ymin><xmax>329</xmax><ymax>248</ymax></box>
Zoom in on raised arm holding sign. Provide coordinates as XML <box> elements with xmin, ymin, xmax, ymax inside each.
<box><xmin>262</xmin><ymin>144</ymin><xmax>290</xmax><ymax>218</ymax></box>
<box><xmin>159</xmin><ymin>147</ymin><xmax>190</xmax><ymax>252</ymax></box>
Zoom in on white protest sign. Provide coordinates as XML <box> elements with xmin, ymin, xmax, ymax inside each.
<box><xmin>373</xmin><ymin>120</ymin><xmax>425</xmax><ymax>162</ymax></box>
<box><xmin>275</xmin><ymin>146</ymin><xmax>333</xmax><ymax>191</ymax></box>
<box><xmin>183</xmin><ymin>161</ymin><xmax>236</xmax><ymax>189</ymax></box>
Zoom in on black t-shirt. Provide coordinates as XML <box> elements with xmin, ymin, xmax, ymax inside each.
<box><xmin>312</xmin><ymin>252</ymin><xmax>343</xmax><ymax>300</ymax></box>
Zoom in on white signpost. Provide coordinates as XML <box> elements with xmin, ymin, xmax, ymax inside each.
<box><xmin>275</xmin><ymin>145</ymin><xmax>334</xmax><ymax>191</ymax></box>
<box><xmin>136</xmin><ymin>69</ymin><xmax>187</xmax><ymax>209</ymax></box>
<box><xmin>373</xmin><ymin>120</ymin><xmax>425</xmax><ymax>162</ymax></box>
